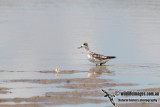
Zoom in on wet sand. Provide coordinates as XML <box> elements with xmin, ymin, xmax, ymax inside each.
<box><xmin>0</xmin><ymin>70</ymin><xmax>160</xmax><ymax>107</ymax></box>
<box><xmin>0</xmin><ymin>88</ymin><xmax>160</xmax><ymax>107</ymax></box>
<box><xmin>0</xmin><ymin>87</ymin><xmax>10</xmax><ymax>94</ymax></box>
<box><xmin>0</xmin><ymin>104</ymin><xmax>41</xmax><ymax>107</ymax></box>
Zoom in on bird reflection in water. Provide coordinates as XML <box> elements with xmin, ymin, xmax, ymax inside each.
<box><xmin>88</xmin><ymin>66</ymin><xmax>113</xmax><ymax>78</ymax></box>
<box><xmin>55</xmin><ymin>67</ymin><xmax>60</xmax><ymax>77</ymax></box>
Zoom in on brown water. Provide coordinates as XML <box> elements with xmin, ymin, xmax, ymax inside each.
<box><xmin>0</xmin><ymin>0</ymin><xmax>160</xmax><ymax>107</ymax></box>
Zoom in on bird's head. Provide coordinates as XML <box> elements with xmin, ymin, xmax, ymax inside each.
<box><xmin>78</xmin><ymin>43</ymin><xmax>89</xmax><ymax>49</ymax></box>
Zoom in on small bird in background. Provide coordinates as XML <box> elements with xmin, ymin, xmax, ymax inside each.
<box><xmin>78</xmin><ymin>43</ymin><xmax>116</xmax><ymax>66</ymax></box>
<box><xmin>55</xmin><ymin>67</ymin><xmax>60</xmax><ymax>77</ymax></box>
<box><xmin>102</xmin><ymin>89</ymin><xmax>115</xmax><ymax>106</ymax></box>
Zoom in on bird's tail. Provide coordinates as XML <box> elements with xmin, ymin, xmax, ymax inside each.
<box><xmin>107</xmin><ymin>56</ymin><xmax>116</xmax><ymax>59</ymax></box>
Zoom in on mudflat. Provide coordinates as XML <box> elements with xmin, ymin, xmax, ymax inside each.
<box><xmin>0</xmin><ymin>70</ymin><xmax>160</xmax><ymax>107</ymax></box>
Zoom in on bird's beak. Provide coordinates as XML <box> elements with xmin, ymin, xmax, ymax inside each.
<box><xmin>77</xmin><ymin>46</ymin><xmax>82</xmax><ymax>49</ymax></box>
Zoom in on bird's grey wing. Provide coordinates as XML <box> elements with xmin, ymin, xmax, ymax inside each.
<box><xmin>89</xmin><ymin>51</ymin><xmax>116</xmax><ymax>60</ymax></box>
<box><xmin>92</xmin><ymin>53</ymin><xmax>107</xmax><ymax>60</ymax></box>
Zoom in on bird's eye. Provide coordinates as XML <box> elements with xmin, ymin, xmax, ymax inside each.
<box><xmin>83</xmin><ymin>43</ymin><xmax>87</xmax><ymax>46</ymax></box>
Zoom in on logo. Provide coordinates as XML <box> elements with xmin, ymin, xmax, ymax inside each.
<box><xmin>102</xmin><ymin>89</ymin><xmax>115</xmax><ymax>106</ymax></box>
<box><xmin>102</xmin><ymin>89</ymin><xmax>159</xmax><ymax>106</ymax></box>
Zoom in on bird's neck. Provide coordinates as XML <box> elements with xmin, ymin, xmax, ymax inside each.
<box><xmin>84</xmin><ymin>47</ymin><xmax>90</xmax><ymax>51</ymax></box>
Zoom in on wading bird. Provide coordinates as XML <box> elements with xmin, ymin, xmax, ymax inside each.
<box><xmin>78</xmin><ymin>43</ymin><xmax>116</xmax><ymax>66</ymax></box>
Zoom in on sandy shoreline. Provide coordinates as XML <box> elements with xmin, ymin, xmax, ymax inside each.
<box><xmin>0</xmin><ymin>70</ymin><xmax>160</xmax><ymax>107</ymax></box>
<box><xmin>1</xmin><ymin>88</ymin><xmax>160</xmax><ymax>107</ymax></box>
<box><xmin>0</xmin><ymin>87</ymin><xmax>11</xmax><ymax>94</ymax></box>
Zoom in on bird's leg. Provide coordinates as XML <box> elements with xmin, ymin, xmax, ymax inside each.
<box><xmin>100</xmin><ymin>63</ymin><xmax>102</xmax><ymax>66</ymax></box>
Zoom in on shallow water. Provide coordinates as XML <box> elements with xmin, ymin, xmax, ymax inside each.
<box><xmin>0</xmin><ymin>0</ymin><xmax>160</xmax><ymax>71</ymax></box>
<box><xmin>0</xmin><ymin>0</ymin><xmax>160</xmax><ymax>106</ymax></box>
<box><xmin>0</xmin><ymin>66</ymin><xmax>160</xmax><ymax>106</ymax></box>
